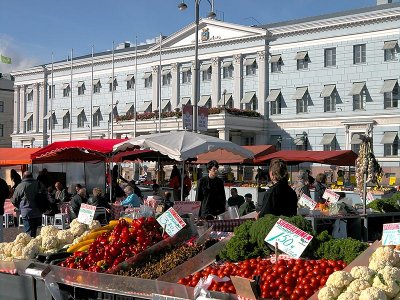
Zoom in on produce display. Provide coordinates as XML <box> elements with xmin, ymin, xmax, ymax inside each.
<box><xmin>177</xmin><ymin>257</ymin><xmax>347</xmax><ymax>299</ymax></box>
<box><xmin>116</xmin><ymin>239</ymin><xmax>218</xmax><ymax>279</ymax></box>
<box><xmin>367</xmin><ymin>192</ymin><xmax>400</xmax><ymax>213</ymax></box>
<box><xmin>60</xmin><ymin>217</ymin><xmax>165</xmax><ymax>272</ymax></box>
<box><xmin>0</xmin><ymin>219</ymin><xmax>101</xmax><ymax>261</ymax></box>
<box><xmin>319</xmin><ymin>245</ymin><xmax>400</xmax><ymax>300</ymax></box>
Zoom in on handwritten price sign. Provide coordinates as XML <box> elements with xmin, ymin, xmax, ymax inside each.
<box><xmin>299</xmin><ymin>194</ymin><xmax>317</xmax><ymax>209</ymax></box>
<box><xmin>265</xmin><ymin>219</ymin><xmax>313</xmax><ymax>259</ymax></box>
<box><xmin>382</xmin><ymin>223</ymin><xmax>400</xmax><ymax>246</ymax></box>
<box><xmin>77</xmin><ymin>204</ymin><xmax>96</xmax><ymax>225</ymax></box>
<box><xmin>322</xmin><ymin>189</ymin><xmax>340</xmax><ymax>203</ymax></box>
<box><xmin>157</xmin><ymin>207</ymin><xmax>187</xmax><ymax>237</ymax></box>
<box><xmin>366</xmin><ymin>192</ymin><xmax>375</xmax><ymax>205</ymax></box>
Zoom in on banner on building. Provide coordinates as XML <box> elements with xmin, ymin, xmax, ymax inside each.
<box><xmin>182</xmin><ymin>104</ymin><xmax>193</xmax><ymax>130</ymax></box>
<box><xmin>198</xmin><ymin>106</ymin><xmax>208</xmax><ymax>132</ymax></box>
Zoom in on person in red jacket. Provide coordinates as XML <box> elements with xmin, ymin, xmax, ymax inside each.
<box><xmin>169</xmin><ymin>165</ymin><xmax>192</xmax><ymax>201</ymax></box>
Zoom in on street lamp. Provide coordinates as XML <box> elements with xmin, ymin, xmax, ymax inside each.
<box><xmin>178</xmin><ymin>0</ymin><xmax>216</xmax><ymax>132</ymax></box>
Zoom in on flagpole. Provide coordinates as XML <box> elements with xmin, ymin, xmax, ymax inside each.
<box><xmin>134</xmin><ymin>36</ymin><xmax>138</xmax><ymax>138</ymax></box>
<box><xmin>90</xmin><ymin>45</ymin><xmax>94</xmax><ymax>139</ymax></box>
<box><xmin>50</xmin><ymin>51</ymin><xmax>54</xmax><ymax>144</ymax></box>
<box><xmin>158</xmin><ymin>33</ymin><xmax>162</xmax><ymax>133</ymax></box>
<box><xmin>111</xmin><ymin>41</ymin><xmax>115</xmax><ymax>139</ymax></box>
<box><xmin>69</xmin><ymin>48</ymin><xmax>73</xmax><ymax>141</ymax></box>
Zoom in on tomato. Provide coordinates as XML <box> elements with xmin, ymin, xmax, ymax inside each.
<box><xmin>298</xmin><ymin>268</ymin><xmax>307</xmax><ymax>276</ymax></box>
<box><xmin>290</xmin><ymin>294</ymin><xmax>299</xmax><ymax>300</ymax></box>
<box><xmin>333</xmin><ymin>266</ymin><xmax>341</xmax><ymax>272</ymax></box>
<box><xmin>320</xmin><ymin>276</ymin><xmax>327</xmax><ymax>287</ymax></box>
<box><xmin>325</xmin><ymin>267</ymin><xmax>334</xmax><ymax>275</ymax></box>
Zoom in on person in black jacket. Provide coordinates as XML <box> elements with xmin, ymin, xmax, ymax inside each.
<box><xmin>196</xmin><ymin>160</ymin><xmax>226</xmax><ymax>219</ymax></box>
<box><xmin>258</xmin><ymin>159</ymin><xmax>297</xmax><ymax>218</ymax></box>
<box><xmin>314</xmin><ymin>173</ymin><xmax>328</xmax><ymax>204</ymax></box>
<box><xmin>10</xmin><ymin>169</ymin><xmax>21</xmax><ymax>191</ymax></box>
<box><xmin>0</xmin><ymin>177</ymin><xmax>10</xmax><ymax>242</ymax></box>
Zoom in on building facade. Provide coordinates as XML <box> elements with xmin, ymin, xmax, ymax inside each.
<box><xmin>10</xmin><ymin>1</ymin><xmax>400</xmax><ymax>181</ymax></box>
<box><xmin>0</xmin><ymin>74</ymin><xmax>14</xmax><ymax>148</ymax></box>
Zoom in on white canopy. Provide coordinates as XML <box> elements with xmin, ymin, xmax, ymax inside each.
<box><xmin>112</xmin><ymin>131</ymin><xmax>254</xmax><ymax>162</ymax></box>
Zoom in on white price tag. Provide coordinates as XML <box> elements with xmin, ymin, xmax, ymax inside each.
<box><xmin>156</xmin><ymin>207</ymin><xmax>186</xmax><ymax>237</ymax></box>
<box><xmin>366</xmin><ymin>192</ymin><xmax>375</xmax><ymax>205</ymax></box>
<box><xmin>264</xmin><ymin>218</ymin><xmax>313</xmax><ymax>259</ymax></box>
<box><xmin>322</xmin><ymin>189</ymin><xmax>340</xmax><ymax>203</ymax></box>
<box><xmin>382</xmin><ymin>223</ymin><xmax>400</xmax><ymax>246</ymax></box>
<box><xmin>298</xmin><ymin>194</ymin><xmax>317</xmax><ymax>209</ymax></box>
<box><xmin>77</xmin><ymin>203</ymin><xmax>96</xmax><ymax>225</ymax></box>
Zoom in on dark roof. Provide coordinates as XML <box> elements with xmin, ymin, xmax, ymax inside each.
<box><xmin>257</xmin><ymin>2</ymin><xmax>400</xmax><ymax>29</ymax></box>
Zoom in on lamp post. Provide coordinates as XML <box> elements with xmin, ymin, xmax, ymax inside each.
<box><xmin>178</xmin><ymin>0</ymin><xmax>216</xmax><ymax>132</ymax></box>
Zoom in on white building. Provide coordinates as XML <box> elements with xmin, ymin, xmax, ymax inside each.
<box><xmin>0</xmin><ymin>73</ymin><xmax>14</xmax><ymax>148</ymax></box>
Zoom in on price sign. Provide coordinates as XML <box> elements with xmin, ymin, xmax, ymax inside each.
<box><xmin>265</xmin><ymin>219</ymin><xmax>313</xmax><ymax>259</ymax></box>
<box><xmin>382</xmin><ymin>223</ymin><xmax>400</xmax><ymax>246</ymax></box>
<box><xmin>337</xmin><ymin>177</ymin><xmax>344</xmax><ymax>186</ymax></box>
<box><xmin>389</xmin><ymin>177</ymin><xmax>397</xmax><ymax>186</ymax></box>
<box><xmin>366</xmin><ymin>192</ymin><xmax>375</xmax><ymax>205</ymax></box>
<box><xmin>298</xmin><ymin>194</ymin><xmax>317</xmax><ymax>209</ymax></box>
<box><xmin>172</xmin><ymin>201</ymin><xmax>201</xmax><ymax>215</ymax></box>
<box><xmin>322</xmin><ymin>189</ymin><xmax>340</xmax><ymax>203</ymax></box>
<box><xmin>350</xmin><ymin>175</ymin><xmax>356</xmax><ymax>185</ymax></box>
<box><xmin>77</xmin><ymin>203</ymin><xmax>96</xmax><ymax>225</ymax></box>
<box><xmin>157</xmin><ymin>207</ymin><xmax>186</xmax><ymax>237</ymax></box>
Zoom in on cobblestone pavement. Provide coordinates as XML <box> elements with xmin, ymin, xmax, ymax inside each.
<box><xmin>2</xmin><ymin>227</ymin><xmax>26</xmax><ymax>242</ymax></box>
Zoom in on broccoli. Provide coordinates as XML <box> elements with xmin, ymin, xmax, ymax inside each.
<box><xmin>316</xmin><ymin>237</ymin><xmax>368</xmax><ymax>264</ymax></box>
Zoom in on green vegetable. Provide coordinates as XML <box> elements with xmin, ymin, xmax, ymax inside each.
<box><xmin>367</xmin><ymin>193</ymin><xmax>400</xmax><ymax>212</ymax></box>
<box><xmin>315</xmin><ymin>237</ymin><xmax>368</xmax><ymax>264</ymax></box>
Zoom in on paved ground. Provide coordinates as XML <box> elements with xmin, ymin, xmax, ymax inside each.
<box><xmin>2</xmin><ymin>226</ymin><xmax>26</xmax><ymax>242</ymax></box>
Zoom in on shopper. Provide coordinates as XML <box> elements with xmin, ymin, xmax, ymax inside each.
<box><xmin>69</xmin><ymin>188</ymin><xmax>87</xmax><ymax>220</ymax></box>
<box><xmin>227</xmin><ymin>188</ymin><xmax>245</xmax><ymax>207</ymax></box>
<box><xmin>10</xmin><ymin>169</ymin><xmax>22</xmax><ymax>191</ymax></box>
<box><xmin>238</xmin><ymin>193</ymin><xmax>256</xmax><ymax>217</ymax></box>
<box><xmin>0</xmin><ymin>176</ymin><xmax>10</xmax><ymax>242</ymax></box>
<box><xmin>258</xmin><ymin>159</ymin><xmax>298</xmax><ymax>218</ymax></box>
<box><xmin>196</xmin><ymin>160</ymin><xmax>226</xmax><ymax>219</ymax></box>
<box><xmin>54</xmin><ymin>182</ymin><xmax>69</xmax><ymax>204</ymax></box>
<box><xmin>11</xmin><ymin>171</ymin><xmax>42</xmax><ymax>237</ymax></box>
<box><xmin>120</xmin><ymin>186</ymin><xmax>141</xmax><ymax>208</ymax></box>
<box><xmin>314</xmin><ymin>173</ymin><xmax>328</xmax><ymax>204</ymax></box>
<box><xmin>293</xmin><ymin>170</ymin><xmax>311</xmax><ymax>200</ymax></box>
<box><xmin>128</xmin><ymin>180</ymin><xmax>143</xmax><ymax>200</ymax></box>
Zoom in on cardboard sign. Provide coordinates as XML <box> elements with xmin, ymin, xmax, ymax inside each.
<box><xmin>382</xmin><ymin>223</ymin><xmax>400</xmax><ymax>246</ymax></box>
<box><xmin>389</xmin><ymin>177</ymin><xmax>396</xmax><ymax>186</ymax></box>
<box><xmin>265</xmin><ymin>218</ymin><xmax>313</xmax><ymax>259</ymax></box>
<box><xmin>157</xmin><ymin>207</ymin><xmax>186</xmax><ymax>237</ymax></box>
<box><xmin>230</xmin><ymin>276</ymin><xmax>259</xmax><ymax>300</ymax></box>
<box><xmin>77</xmin><ymin>203</ymin><xmax>96</xmax><ymax>225</ymax></box>
<box><xmin>322</xmin><ymin>189</ymin><xmax>340</xmax><ymax>203</ymax></box>
<box><xmin>172</xmin><ymin>201</ymin><xmax>201</xmax><ymax>215</ymax></box>
<box><xmin>366</xmin><ymin>192</ymin><xmax>375</xmax><ymax>205</ymax></box>
<box><xmin>298</xmin><ymin>194</ymin><xmax>317</xmax><ymax>209</ymax></box>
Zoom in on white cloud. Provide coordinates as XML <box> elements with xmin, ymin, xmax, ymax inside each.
<box><xmin>0</xmin><ymin>34</ymin><xmax>40</xmax><ymax>74</ymax></box>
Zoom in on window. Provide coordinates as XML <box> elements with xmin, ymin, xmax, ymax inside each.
<box><xmin>47</xmin><ymin>113</ymin><xmax>56</xmax><ymax>130</ymax></box>
<box><xmin>63</xmin><ymin>112</ymin><xmax>70</xmax><ymax>129</ymax></box>
<box><xmin>321</xmin><ymin>133</ymin><xmax>337</xmax><ymax>151</ymax></box>
<box><xmin>296</xmin><ymin>51</ymin><xmax>309</xmax><ymax>70</ymax></box>
<box><xmin>353</xmin><ymin>90</ymin><xmax>366</xmax><ymax>110</ymax></box>
<box><xmin>48</xmin><ymin>85</ymin><xmax>55</xmax><ymax>99</ymax></box>
<box><xmin>27</xmin><ymin>90</ymin><xmax>33</xmax><ymax>101</ymax></box>
<box><xmin>324</xmin><ymin>93</ymin><xmax>336</xmax><ymax>112</ymax></box>
<box><xmin>245</xmin><ymin>59</ymin><xmax>257</xmax><ymax>76</ymax></box>
<box><xmin>0</xmin><ymin>101</ymin><xmax>3</xmax><ymax>112</ymax></box>
<box><xmin>126</xmin><ymin>75</ymin><xmax>135</xmax><ymax>90</ymax></box>
<box><xmin>222</xmin><ymin>62</ymin><xmax>233</xmax><ymax>79</ymax></box>
<box><xmin>77</xmin><ymin>82</ymin><xmax>85</xmax><ymax>95</ymax></box>
<box><xmin>270</xmin><ymin>94</ymin><xmax>282</xmax><ymax>115</ymax></box>
<box><xmin>294</xmin><ymin>87</ymin><xmax>308</xmax><ymax>114</ymax></box>
<box><xmin>324</xmin><ymin>48</ymin><xmax>336</xmax><ymax>67</ymax></box>
<box><xmin>382</xmin><ymin>132</ymin><xmax>399</xmax><ymax>156</ymax></box>
<box><xmin>295</xmin><ymin>134</ymin><xmax>308</xmax><ymax>151</ymax></box>
<box><xmin>244</xmin><ymin>137</ymin><xmax>255</xmax><ymax>146</ymax></box>
<box><xmin>182</xmin><ymin>69</ymin><xmax>191</xmax><ymax>84</ymax></box>
<box><xmin>241</xmin><ymin>91</ymin><xmax>257</xmax><ymax>111</ymax></box>
<box><xmin>93</xmin><ymin>109</ymin><xmax>102</xmax><ymax>127</ymax></box>
<box><xmin>108</xmin><ymin>78</ymin><xmax>117</xmax><ymax>92</ymax></box>
<box><xmin>202</xmin><ymin>67</ymin><xmax>212</xmax><ymax>81</ymax></box>
<box><xmin>26</xmin><ymin>115</ymin><xmax>33</xmax><ymax>132</ymax></box>
<box><xmin>350</xmin><ymin>133</ymin><xmax>363</xmax><ymax>154</ymax></box>
<box><xmin>63</xmin><ymin>84</ymin><xmax>70</xmax><ymax>97</ymax></box>
<box><xmin>353</xmin><ymin>44</ymin><xmax>366</xmax><ymax>64</ymax></box>
<box><xmin>383</xmin><ymin>41</ymin><xmax>398</xmax><ymax>61</ymax></box>
<box><xmin>270</xmin><ymin>55</ymin><xmax>282</xmax><ymax>73</ymax></box>
<box><xmin>144</xmin><ymin>74</ymin><xmax>152</xmax><ymax>88</ymax></box>
<box><xmin>77</xmin><ymin>112</ymin><xmax>85</xmax><ymax>128</ymax></box>
<box><xmin>0</xmin><ymin>124</ymin><xmax>3</xmax><ymax>137</ymax></box>
<box><xmin>93</xmin><ymin>80</ymin><xmax>101</xmax><ymax>93</ymax></box>
<box><xmin>383</xmin><ymin>81</ymin><xmax>399</xmax><ymax>109</ymax></box>
<box><xmin>270</xmin><ymin>135</ymin><xmax>281</xmax><ymax>151</ymax></box>
<box><xmin>162</xmin><ymin>73</ymin><xmax>171</xmax><ymax>86</ymax></box>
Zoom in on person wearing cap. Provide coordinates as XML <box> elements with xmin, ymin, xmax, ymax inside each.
<box><xmin>238</xmin><ymin>193</ymin><xmax>256</xmax><ymax>217</ymax></box>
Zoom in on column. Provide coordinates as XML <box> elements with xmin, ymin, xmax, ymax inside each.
<box><xmin>13</xmin><ymin>86</ymin><xmax>20</xmax><ymax>133</ymax></box>
<box><xmin>257</xmin><ymin>50</ymin><xmax>267</xmax><ymax>116</ymax></box>
<box><xmin>33</xmin><ymin>83</ymin><xmax>39</xmax><ymax>132</ymax></box>
<box><xmin>19</xmin><ymin>85</ymin><xmax>26</xmax><ymax>133</ymax></box>
<box><xmin>233</xmin><ymin>54</ymin><xmax>242</xmax><ymax>109</ymax></box>
<box><xmin>152</xmin><ymin>65</ymin><xmax>159</xmax><ymax>112</ymax></box>
<box><xmin>40</xmin><ymin>82</ymin><xmax>47</xmax><ymax>142</ymax></box>
<box><xmin>218</xmin><ymin>128</ymin><xmax>230</xmax><ymax>141</ymax></box>
<box><xmin>211</xmin><ymin>57</ymin><xmax>220</xmax><ymax>107</ymax></box>
<box><xmin>171</xmin><ymin>63</ymin><xmax>179</xmax><ymax>109</ymax></box>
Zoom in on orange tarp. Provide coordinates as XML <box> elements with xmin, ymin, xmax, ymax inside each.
<box><xmin>196</xmin><ymin>145</ymin><xmax>277</xmax><ymax>165</ymax></box>
<box><xmin>0</xmin><ymin>148</ymin><xmax>39</xmax><ymax>166</ymax></box>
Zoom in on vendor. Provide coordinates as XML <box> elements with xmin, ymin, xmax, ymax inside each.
<box><xmin>227</xmin><ymin>188</ymin><xmax>245</xmax><ymax>208</ymax></box>
<box><xmin>239</xmin><ymin>193</ymin><xmax>256</xmax><ymax>216</ymax></box>
<box><xmin>257</xmin><ymin>159</ymin><xmax>297</xmax><ymax>218</ymax></box>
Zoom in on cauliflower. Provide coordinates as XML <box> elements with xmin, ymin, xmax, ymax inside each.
<box><xmin>11</xmin><ymin>243</ymin><xmax>25</xmax><ymax>257</ymax></box>
<box><xmin>56</xmin><ymin>230</ymin><xmax>74</xmax><ymax>246</ymax></box>
<box><xmin>34</xmin><ymin>235</ymin><xmax>43</xmax><ymax>245</ymax></box>
<box><xmin>88</xmin><ymin>220</ymin><xmax>101</xmax><ymax>231</ymax></box>
<box><xmin>337</xmin><ymin>291</ymin><xmax>360</xmax><ymax>300</ymax></box>
<box><xmin>69</xmin><ymin>221</ymin><xmax>87</xmax><ymax>237</ymax></box>
<box><xmin>14</xmin><ymin>233</ymin><xmax>32</xmax><ymax>246</ymax></box>
<box><xmin>318</xmin><ymin>286</ymin><xmax>342</xmax><ymax>300</ymax></box>
<box><xmin>351</xmin><ymin>266</ymin><xmax>376</xmax><ymax>283</ymax></box>
<box><xmin>347</xmin><ymin>279</ymin><xmax>371</xmax><ymax>292</ymax></box>
<box><xmin>359</xmin><ymin>287</ymin><xmax>387</xmax><ymax>300</ymax></box>
<box><xmin>3</xmin><ymin>243</ymin><xmax>14</xmax><ymax>257</ymax></box>
<box><xmin>0</xmin><ymin>242</ymin><xmax>6</xmax><ymax>255</ymax></box>
<box><xmin>21</xmin><ymin>240</ymin><xmax>41</xmax><ymax>259</ymax></box>
<box><xmin>378</xmin><ymin>266</ymin><xmax>400</xmax><ymax>282</ymax></box>
<box><xmin>43</xmin><ymin>248</ymin><xmax>58</xmax><ymax>255</ymax></box>
<box><xmin>40</xmin><ymin>225</ymin><xmax>59</xmax><ymax>237</ymax></box>
<box><xmin>326</xmin><ymin>270</ymin><xmax>354</xmax><ymax>289</ymax></box>
<box><xmin>41</xmin><ymin>235</ymin><xmax>59</xmax><ymax>251</ymax></box>
<box><xmin>372</xmin><ymin>274</ymin><xmax>400</xmax><ymax>298</ymax></box>
<box><xmin>370</xmin><ymin>246</ymin><xmax>400</xmax><ymax>268</ymax></box>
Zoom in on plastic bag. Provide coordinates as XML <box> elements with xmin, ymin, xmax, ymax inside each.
<box><xmin>194</xmin><ymin>274</ymin><xmax>230</xmax><ymax>299</ymax></box>
<box><xmin>332</xmin><ymin>219</ymin><xmax>347</xmax><ymax>239</ymax></box>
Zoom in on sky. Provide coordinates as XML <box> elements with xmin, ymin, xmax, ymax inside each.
<box><xmin>0</xmin><ymin>0</ymin><xmax>377</xmax><ymax>74</ymax></box>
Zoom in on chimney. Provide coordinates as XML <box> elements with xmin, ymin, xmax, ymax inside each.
<box><xmin>377</xmin><ymin>0</ymin><xmax>392</xmax><ymax>4</ymax></box>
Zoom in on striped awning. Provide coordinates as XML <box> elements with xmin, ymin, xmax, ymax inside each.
<box><xmin>295</xmin><ymin>51</ymin><xmax>308</xmax><ymax>60</ymax></box>
<box><xmin>320</xmin><ymin>133</ymin><xmax>336</xmax><ymax>145</ymax></box>
<box><xmin>320</xmin><ymin>84</ymin><xmax>336</xmax><ymax>98</ymax></box>
<box><xmin>266</xmin><ymin>89</ymin><xmax>281</xmax><ymax>102</ymax></box>
<box><xmin>380</xmin><ymin>79</ymin><xmax>398</xmax><ymax>93</ymax></box>
<box><xmin>381</xmin><ymin>132</ymin><xmax>398</xmax><ymax>144</ymax></box>
<box><xmin>292</xmin><ymin>87</ymin><xmax>308</xmax><ymax>100</ymax></box>
<box><xmin>348</xmin><ymin>82</ymin><xmax>366</xmax><ymax>96</ymax></box>
<box><xmin>241</xmin><ymin>91</ymin><xmax>256</xmax><ymax>104</ymax></box>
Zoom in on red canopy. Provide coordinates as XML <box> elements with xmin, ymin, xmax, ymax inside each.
<box><xmin>0</xmin><ymin>148</ymin><xmax>40</xmax><ymax>165</ymax></box>
<box><xmin>254</xmin><ymin>150</ymin><xmax>357</xmax><ymax>166</ymax></box>
<box><xmin>196</xmin><ymin>145</ymin><xmax>277</xmax><ymax>164</ymax></box>
<box><xmin>31</xmin><ymin>139</ymin><xmax>129</xmax><ymax>163</ymax></box>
